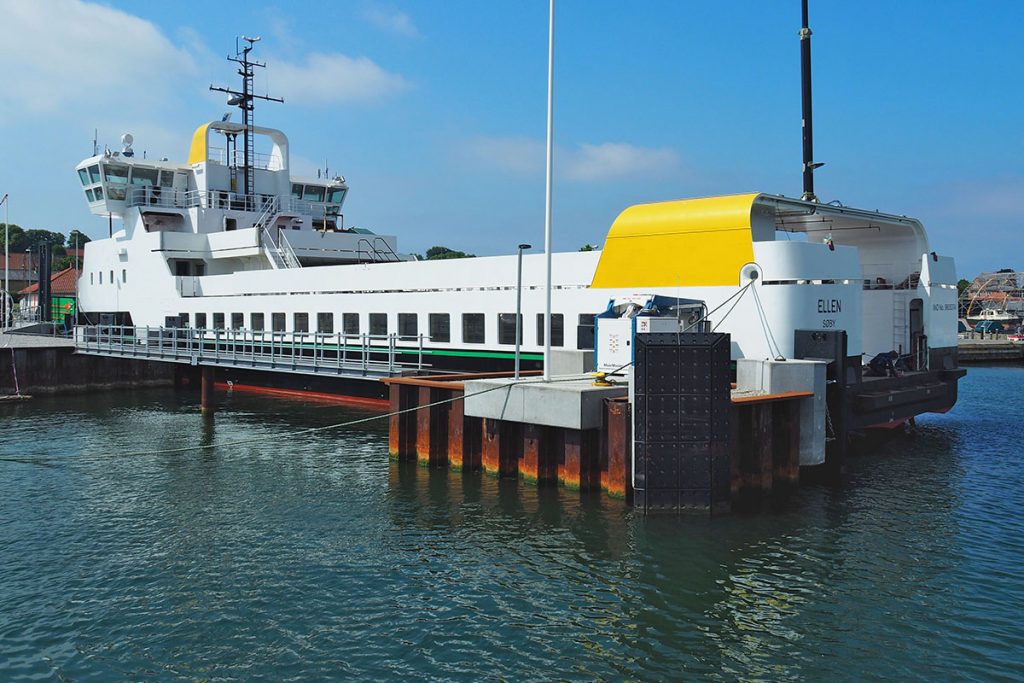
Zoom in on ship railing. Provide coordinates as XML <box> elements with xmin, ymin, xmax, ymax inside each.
<box><xmin>127</xmin><ymin>188</ymin><xmax>282</xmax><ymax>213</ymax></box>
<box><xmin>284</xmin><ymin>198</ymin><xmax>343</xmax><ymax>219</ymax></box>
<box><xmin>277</xmin><ymin>231</ymin><xmax>303</xmax><ymax>268</ymax></box>
<box><xmin>355</xmin><ymin>237</ymin><xmax>402</xmax><ymax>264</ymax></box>
<box><xmin>74</xmin><ymin>325</ymin><xmax>426</xmax><ymax>376</ymax></box>
<box><xmin>125</xmin><ymin>187</ymin><xmax>338</xmax><ymax>220</ymax></box>
<box><xmin>251</xmin><ymin>196</ymin><xmax>280</xmax><ymax>231</ymax></box>
<box><xmin>260</xmin><ymin>229</ymin><xmax>287</xmax><ymax>269</ymax></box>
<box><xmin>205</xmin><ymin>147</ymin><xmax>285</xmax><ymax>171</ymax></box>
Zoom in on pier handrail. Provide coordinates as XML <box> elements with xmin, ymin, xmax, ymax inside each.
<box><xmin>73</xmin><ymin>324</ymin><xmax>425</xmax><ymax>379</ymax></box>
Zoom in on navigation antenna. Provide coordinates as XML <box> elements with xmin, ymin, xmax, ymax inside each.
<box><xmin>799</xmin><ymin>0</ymin><xmax>824</xmax><ymax>202</ymax></box>
<box><xmin>210</xmin><ymin>36</ymin><xmax>284</xmax><ymax>207</ymax></box>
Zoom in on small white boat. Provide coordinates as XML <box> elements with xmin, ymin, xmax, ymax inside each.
<box><xmin>966</xmin><ymin>307</ymin><xmax>1022</xmax><ymax>327</ymax></box>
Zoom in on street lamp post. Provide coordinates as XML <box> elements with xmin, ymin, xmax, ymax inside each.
<box><xmin>514</xmin><ymin>242</ymin><xmax>532</xmax><ymax>379</ymax></box>
<box><xmin>1</xmin><ymin>193</ymin><xmax>8</xmax><ymax>327</ymax></box>
<box><xmin>25</xmin><ymin>248</ymin><xmax>32</xmax><ymax>321</ymax></box>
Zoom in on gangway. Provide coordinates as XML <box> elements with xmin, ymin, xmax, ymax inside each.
<box><xmin>74</xmin><ymin>325</ymin><xmax>426</xmax><ymax>380</ymax></box>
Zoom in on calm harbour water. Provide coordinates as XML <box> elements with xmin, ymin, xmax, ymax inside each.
<box><xmin>1</xmin><ymin>366</ymin><xmax>1023</xmax><ymax>681</ymax></box>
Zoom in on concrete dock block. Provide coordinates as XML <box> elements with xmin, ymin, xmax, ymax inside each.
<box><xmin>549</xmin><ymin>349</ymin><xmax>595</xmax><ymax>376</ymax></box>
<box><xmin>464</xmin><ymin>378</ymin><xmax>627</xmax><ymax>431</ymax></box>
<box><xmin>736</xmin><ymin>358</ymin><xmax>826</xmax><ymax>466</ymax></box>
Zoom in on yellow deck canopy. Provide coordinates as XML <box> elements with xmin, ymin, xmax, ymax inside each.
<box><xmin>591</xmin><ymin>192</ymin><xmax>761</xmax><ymax>288</ymax></box>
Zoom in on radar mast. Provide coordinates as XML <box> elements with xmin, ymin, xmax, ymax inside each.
<box><xmin>210</xmin><ymin>37</ymin><xmax>284</xmax><ymax>206</ymax></box>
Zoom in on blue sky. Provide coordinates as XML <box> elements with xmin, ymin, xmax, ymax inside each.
<box><xmin>1</xmin><ymin>0</ymin><xmax>1020</xmax><ymax>277</ymax></box>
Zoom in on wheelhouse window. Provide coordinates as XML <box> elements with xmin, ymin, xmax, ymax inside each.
<box><xmin>178</xmin><ymin>313</ymin><xmax>190</xmax><ymax>328</ymax></box>
<box><xmin>272</xmin><ymin>313</ymin><xmax>285</xmax><ymax>332</ymax></box>
<box><xmin>462</xmin><ymin>314</ymin><xmax>485</xmax><ymax>344</ymax></box>
<box><xmin>251</xmin><ymin>313</ymin><xmax>265</xmax><ymax>331</ymax></box>
<box><xmin>78</xmin><ymin>169</ymin><xmax>89</xmax><ymax>185</ymax></box>
<box><xmin>429</xmin><ymin>313</ymin><xmax>450</xmax><ymax>343</ymax></box>
<box><xmin>369</xmin><ymin>313</ymin><xmax>387</xmax><ymax>336</ymax></box>
<box><xmin>398</xmin><ymin>313</ymin><xmax>418</xmax><ymax>340</ymax></box>
<box><xmin>342</xmin><ymin>313</ymin><xmax>359</xmax><ymax>335</ymax></box>
<box><xmin>294</xmin><ymin>312</ymin><xmax>309</xmax><ymax>333</ymax></box>
<box><xmin>497</xmin><ymin>313</ymin><xmax>521</xmax><ymax>345</ymax></box>
<box><xmin>88</xmin><ymin>165</ymin><xmax>101</xmax><ymax>184</ymax></box>
<box><xmin>317</xmin><ymin>312</ymin><xmax>334</xmax><ymax>334</ymax></box>
<box><xmin>93</xmin><ymin>186</ymin><xmax>103</xmax><ymax>200</ymax></box>
<box><xmin>85</xmin><ymin>189</ymin><xmax>95</xmax><ymax>202</ymax></box>
<box><xmin>327</xmin><ymin>187</ymin><xmax>346</xmax><ymax>203</ymax></box>
<box><xmin>302</xmin><ymin>185</ymin><xmax>325</xmax><ymax>202</ymax></box>
<box><xmin>158</xmin><ymin>170</ymin><xmax>175</xmax><ymax>188</ymax></box>
<box><xmin>536</xmin><ymin>313</ymin><xmax>564</xmax><ymax>347</ymax></box>
<box><xmin>130</xmin><ymin>167</ymin><xmax>158</xmax><ymax>186</ymax></box>
<box><xmin>195</xmin><ymin>313</ymin><xmax>207</xmax><ymax>329</ymax></box>
<box><xmin>212</xmin><ymin>313</ymin><xmax>225</xmax><ymax>329</ymax></box>
<box><xmin>291</xmin><ymin>184</ymin><xmax>302</xmax><ymax>199</ymax></box>
<box><xmin>231</xmin><ymin>313</ymin><xmax>243</xmax><ymax>330</ymax></box>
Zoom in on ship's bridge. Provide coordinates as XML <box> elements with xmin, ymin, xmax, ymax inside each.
<box><xmin>76</xmin><ymin>154</ymin><xmax>190</xmax><ymax>219</ymax></box>
<box><xmin>75</xmin><ymin>121</ymin><xmax>348</xmax><ymax>231</ymax></box>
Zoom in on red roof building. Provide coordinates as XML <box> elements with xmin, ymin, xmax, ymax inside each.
<box><xmin>19</xmin><ymin>266</ymin><xmax>81</xmax><ymax>296</ymax></box>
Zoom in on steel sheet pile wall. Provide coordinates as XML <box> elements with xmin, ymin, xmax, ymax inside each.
<box><xmin>0</xmin><ymin>347</ymin><xmax>174</xmax><ymax>395</ymax></box>
<box><xmin>633</xmin><ymin>332</ymin><xmax>732</xmax><ymax>513</ymax></box>
<box><xmin>386</xmin><ymin>377</ymin><xmax>632</xmax><ymax>499</ymax></box>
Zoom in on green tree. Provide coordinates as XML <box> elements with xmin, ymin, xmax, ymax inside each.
<box><xmin>24</xmin><ymin>229</ymin><xmax>66</xmax><ymax>251</ymax></box>
<box><xmin>53</xmin><ymin>255</ymin><xmax>78</xmax><ymax>272</ymax></box>
<box><xmin>1</xmin><ymin>223</ymin><xmax>26</xmax><ymax>251</ymax></box>
<box><xmin>579</xmin><ymin>243</ymin><xmax>599</xmax><ymax>251</ymax></box>
<box><xmin>67</xmin><ymin>230</ymin><xmax>91</xmax><ymax>247</ymax></box>
<box><xmin>422</xmin><ymin>246</ymin><xmax>475</xmax><ymax>260</ymax></box>
<box><xmin>957</xmin><ymin>278</ymin><xmax>970</xmax><ymax>296</ymax></box>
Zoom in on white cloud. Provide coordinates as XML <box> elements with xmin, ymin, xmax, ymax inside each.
<box><xmin>270</xmin><ymin>53</ymin><xmax>409</xmax><ymax>105</ymax></box>
<box><xmin>362</xmin><ymin>5</ymin><xmax>420</xmax><ymax>37</ymax></box>
<box><xmin>460</xmin><ymin>136</ymin><xmax>680</xmax><ymax>183</ymax></box>
<box><xmin>563</xmin><ymin>142</ymin><xmax>679</xmax><ymax>182</ymax></box>
<box><xmin>461</xmin><ymin>136</ymin><xmax>547</xmax><ymax>175</ymax></box>
<box><xmin>0</xmin><ymin>0</ymin><xmax>197</xmax><ymax>116</ymax></box>
<box><xmin>940</xmin><ymin>178</ymin><xmax>1024</xmax><ymax>218</ymax></box>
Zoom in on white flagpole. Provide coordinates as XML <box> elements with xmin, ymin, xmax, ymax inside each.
<box><xmin>3</xmin><ymin>194</ymin><xmax>9</xmax><ymax>326</ymax></box>
<box><xmin>543</xmin><ymin>0</ymin><xmax>555</xmax><ymax>381</ymax></box>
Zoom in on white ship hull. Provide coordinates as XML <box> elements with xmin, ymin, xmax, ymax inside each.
<box><xmin>72</xmin><ymin>120</ymin><xmax>962</xmax><ymax>423</ymax></box>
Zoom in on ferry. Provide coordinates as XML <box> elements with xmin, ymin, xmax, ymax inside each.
<box><xmin>75</xmin><ymin>43</ymin><xmax>964</xmax><ymax>428</ymax></box>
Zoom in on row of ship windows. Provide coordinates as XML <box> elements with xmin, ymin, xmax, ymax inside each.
<box><xmin>178</xmin><ymin>311</ymin><xmax>568</xmax><ymax>346</ymax></box>
<box><xmin>90</xmin><ymin>270</ymin><xmax>127</xmax><ymax>285</ymax></box>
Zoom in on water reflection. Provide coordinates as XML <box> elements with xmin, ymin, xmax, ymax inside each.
<box><xmin>0</xmin><ymin>370</ymin><xmax>1021</xmax><ymax>680</ymax></box>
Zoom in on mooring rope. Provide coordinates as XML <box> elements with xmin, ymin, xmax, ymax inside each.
<box><xmin>1</xmin><ymin>333</ymin><xmax>23</xmax><ymax>398</ymax></box>
<box><xmin>750</xmin><ymin>282</ymin><xmax>785</xmax><ymax>360</ymax></box>
<box><xmin>10</xmin><ymin>347</ymin><xmax>20</xmax><ymax>397</ymax></box>
<box><xmin>3</xmin><ymin>369</ymin><xmax>616</xmax><ymax>463</ymax></box>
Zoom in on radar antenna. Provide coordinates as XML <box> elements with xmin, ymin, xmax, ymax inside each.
<box><xmin>210</xmin><ymin>36</ymin><xmax>284</xmax><ymax>205</ymax></box>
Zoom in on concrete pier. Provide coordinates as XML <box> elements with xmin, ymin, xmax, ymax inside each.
<box><xmin>384</xmin><ymin>368</ymin><xmax>811</xmax><ymax>510</ymax></box>
<box><xmin>958</xmin><ymin>338</ymin><xmax>1024</xmax><ymax>363</ymax></box>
